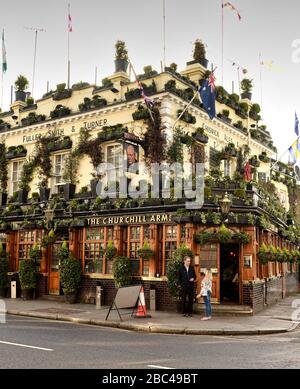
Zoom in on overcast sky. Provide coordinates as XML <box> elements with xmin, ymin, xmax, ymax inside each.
<box><xmin>0</xmin><ymin>0</ymin><xmax>299</xmax><ymax>158</ymax></box>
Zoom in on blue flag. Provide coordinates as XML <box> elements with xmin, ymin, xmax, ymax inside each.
<box><xmin>199</xmin><ymin>73</ymin><xmax>216</xmax><ymax>120</ymax></box>
<box><xmin>295</xmin><ymin>112</ymin><xmax>299</xmax><ymax>137</ymax></box>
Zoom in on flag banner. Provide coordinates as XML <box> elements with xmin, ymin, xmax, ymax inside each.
<box><xmin>2</xmin><ymin>30</ymin><xmax>7</xmax><ymax>73</ymax></box>
<box><xmin>223</xmin><ymin>2</ymin><xmax>242</xmax><ymax>21</ymax></box>
<box><xmin>289</xmin><ymin>139</ymin><xmax>300</xmax><ymax>164</ymax></box>
<box><xmin>199</xmin><ymin>72</ymin><xmax>216</xmax><ymax>120</ymax></box>
<box><xmin>295</xmin><ymin>112</ymin><xmax>299</xmax><ymax>137</ymax></box>
<box><xmin>260</xmin><ymin>59</ymin><xmax>282</xmax><ymax>72</ymax></box>
<box><xmin>130</xmin><ymin>64</ymin><xmax>154</xmax><ymax>108</ymax></box>
<box><xmin>68</xmin><ymin>6</ymin><xmax>73</xmax><ymax>32</ymax></box>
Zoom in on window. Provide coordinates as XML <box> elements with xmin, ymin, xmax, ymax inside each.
<box><xmin>17</xmin><ymin>229</ymin><xmax>44</xmax><ymax>269</ymax></box>
<box><xmin>122</xmin><ymin>225</ymin><xmax>152</xmax><ymax>276</ymax></box>
<box><xmin>106</xmin><ymin>144</ymin><xmax>123</xmax><ymax>183</ymax></box>
<box><xmin>79</xmin><ymin>227</ymin><xmax>114</xmax><ymax>274</ymax></box>
<box><xmin>11</xmin><ymin>160</ymin><xmax>24</xmax><ymax>194</ymax></box>
<box><xmin>159</xmin><ymin>225</ymin><xmax>178</xmax><ymax>276</ymax></box>
<box><xmin>258</xmin><ymin>172</ymin><xmax>268</xmax><ymax>183</ymax></box>
<box><xmin>52</xmin><ymin>153</ymin><xmax>68</xmax><ymax>194</ymax></box>
<box><xmin>224</xmin><ymin>160</ymin><xmax>231</xmax><ymax>177</ymax></box>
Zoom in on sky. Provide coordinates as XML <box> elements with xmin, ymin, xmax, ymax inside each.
<box><xmin>0</xmin><ymin>0</ymin><xmax>300</xmax><ymax>158</ymax></box>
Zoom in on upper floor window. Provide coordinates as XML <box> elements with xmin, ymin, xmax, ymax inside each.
<box><xmin>11</xmin><ymin>160</ymin><xmax>24</xmax><ymax>194</ymax></box>
<box><xmin>106</xmin><ymin>144</ymin><xmax>123</xmax><ymax>182</ymax></box>
<box><xmin>224</xmin><ymin>160</ymin><xmax>231</xmax><ymax>177</ymax></box>
<box><xmin>52</xmin><ymin>153</ymin><xmax>68</xmax><ymax>194</ymax></box>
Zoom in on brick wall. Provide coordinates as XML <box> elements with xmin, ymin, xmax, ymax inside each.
<box><xmin>242</xmin><ymin>271</ymin><xmax>299</xmax><ymax>313</ymax></box>
<box><xmin>78</xmin><ymin>277</ymin><xmax>176</xmax><ymax>311</ymax></box>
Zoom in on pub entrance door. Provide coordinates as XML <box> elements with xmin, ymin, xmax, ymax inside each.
<box><xmin>48</xmin><ymin>244</ymin><xmax>60</xmax><ymax>295</ymax></box>
<box><xmin>220</xmin><ymin>243</ymin><xmax>240</xmax><ymax>303</ymax></box>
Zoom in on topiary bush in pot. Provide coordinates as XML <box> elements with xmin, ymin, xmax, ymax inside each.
<box><xmin>112</xmin><ymin>256</ymin><xmax>131</xmax><ymax>288</ymax></box>
<box><xmin>59</xmin><ymin>244</ymin><xmax>82</xmax><ymax>304</ymax></box>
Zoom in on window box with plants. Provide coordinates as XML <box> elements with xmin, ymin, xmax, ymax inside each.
<box><xmin>187</xmin><ymin>39</ymin><xmax>208</xmax><ymax>68</ymax></box>
<box><xmin>70</xmin><ymin>218</ymin><xmax>86</xmax><ymax>228</ymax></box>
<box><xmin>137</xmin><ymin>65</ymin><xmax>158</xmax><ymax>81</ymax></box>
<box><xmin>5</xmin><ymin>145</ymin><xmax>27</xmax><ymax>159</ymax></box>
<box><xmin>221</xmin><ymin>143</ymin><xmax>238</xmax><ymax>159</ymax></box>
<box><xmin>71</xmin><ymin>81</ymin><xmax>90</xmax><ymax>91</ymax></box>
<box><xmin>192</xmin><ymin>127</ymin><xmax>208</xmax><ymax>144</ymax></box>
<box><xmin>98</xmin><ymin>124</ymin><xmax>128</xmax><ymax>142</ymax></box>
<box><xmin>227</xmin><ymin>93</ymin><xmax>240</xmax><ymax>110</ymax></box>
<box><xmin>217</xmin><ymin>109</ymin><xmax>232</xmax><ymax>124</ymax></box>
<box><xmin>215</xmin><ymin>86</ymin><xmax>228</xmax><ymax>104</ymax></box>
<box><xmin>78</xmin><ymin>95</ymin><xmax>107</xmax><ymax>112</ymax></box>
<box><xmin>47</xmin><ymin>136</ymin><xmax>72</xmax><ymax>152</ymax></box>
<box><xmin>125</xmin><ymin>80</ymin><xmax>156</xmax><ymax>102</ymax></box>
<box><xmin>52</xmin><ymin>83</ymin><xmax>72</xmax><ymax>101</ymax></box>
<box><xmin>235</xmin><ymin>102</ymin><xmax>248</xmax><ymax>119</ymax></box>
<box><xmin>177</xmin><ymin>109</ymin><xmax>196</xmax><ymax>125</ymax></box>
<box><xmin>0</xmin><ymin>222</ymin><xmax>10</xmax><ymax>232</ymax></box>
<box><xmin>21</xmin><ymin>112</ymin><xmax>46</xmax><ymax>127</ymax></box>
<box><xmin>137</xmin><ymin>241</ymin><xmax>154</xmax><ymax>260</ymax></box>
<box><xmin>2</xmin><ymin>204</ymin><xmax>23</xmax><ymax>217</ymax></box>
<box><xmin>0</xmin><ymin>119</ymin><xmax>11</xmax><ymax>131</ymax></box>
<box><xmin>50</xmin><ymin>104</ymin><xmax>71</xmax><ymax>119</ymax></box>
<box><xmin>259</xmin><ymin>151</ymin><xmax>270</xmax><ymax>163</ymax></box>
<box><xmin>249</xmin><ymin>155</ymin><xmax>260</xmax><ymax>168</ymax></box>
<box><xmin>132</xmin><ymin>105</ymin><xmax>151</xmax><ymax>121</ymax></box>
<box><xmin>249</xmin><ymin>103</ymin><xmax>261</xmax><ymax>121</ymax></box>
<box><xmin>172</xmin><ymin>208</ymin><xmax>191</xmax><ymax>224</ymax></box>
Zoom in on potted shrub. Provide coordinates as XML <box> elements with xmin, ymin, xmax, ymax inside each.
<box><xmin>218</xmin><ymin>109</ymin><xmax>231</xmax><ymax>124</ymax></box>
<box><xmin>112</xmin><ymin>256</ymin><xmax>131</xmax><ymax>288</ymax></box>
<box><xmin>249</xmin><ymin>103</ymin><xmax>261</xmax><ymax>121</ymax></box>
<box><xmin>59</xmin><ymin>243</ymin><xmax>82</xmax><ymax>303</ymax></box>
<box><xmin>0</xmin><ymin>243</ymin><xmax>8</xmax><ymax>297</ymax></box>
<box><xmin>115</xmin><ymin>40</ymin><xmax>129</xmax><ymax>73</ymax></box>
<box><xmin>166</xmin><ymin>245</ymin><xmax>194</xmax><ymax>311</ymax></box>
<box><xmin>188</xmin><ymin>39</ymin><xmax>208</xmax><ymax>68</ymax></box>
<box><xmin>15</xmin><ymin>75</ymin><xmax>29</xmax><ymax>102</ymax></box>
<box><xmin>173</xmin><ymin>208</ymin><xmax>191</xmax><ymax>224</ymax></box>
<box><xmin>18</xmin><ymin>257</ymin><xmax>38</xmax><ymax>300</ymax></box>
<box><xmin>241</xmin><ymin>78</ymin><xmax>253</xmax><ymax>100</ymax></box>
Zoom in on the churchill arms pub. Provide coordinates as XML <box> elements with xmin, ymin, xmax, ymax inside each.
<box><xmin>0</xmin><ymin>40</ymin><xmax>299</xmax><ymax>314</ymax></box>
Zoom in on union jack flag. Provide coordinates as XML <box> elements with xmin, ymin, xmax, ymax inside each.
<box><xmin>130</xmin><ymin>64</ymin><xmax>155</xmax><ymax>108</ymax></box>
<box><xmin>223</xmin><ymin>2</ymin><xmax>242</xmax><ymax>21</ymax></box>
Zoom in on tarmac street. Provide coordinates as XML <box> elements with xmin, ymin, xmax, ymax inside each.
<box><xmin>0</xmin><ymin>315</ymin><xmax>300</xmax><ymax>369</ymax></box>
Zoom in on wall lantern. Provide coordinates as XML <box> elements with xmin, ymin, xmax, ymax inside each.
<box><xmin>219</xmin><ymin>192</ymin><xmax>232</xmax><ymax>215</ymax></box>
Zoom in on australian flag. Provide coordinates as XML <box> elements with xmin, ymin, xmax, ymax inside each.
<box><xmin>199</xmin><ymin>73</ymin><xmax>216</xmax><ymax>120</ymax></box>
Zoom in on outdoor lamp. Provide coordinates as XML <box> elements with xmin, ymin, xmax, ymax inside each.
<box><xmin>219</xmin><ymin>192</ymin><xmax>232</xmax><ymax>215</ymax></box>
<box><xmin>44</xmin><ymin>207</ymin><xmax>55</xmax><ymax>224</ymax></box>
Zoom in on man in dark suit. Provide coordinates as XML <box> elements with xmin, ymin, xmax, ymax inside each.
<box><xmin>178</xmin><ymin>256</ymin><xmax>196</xmax><ymax>317</ymax></box>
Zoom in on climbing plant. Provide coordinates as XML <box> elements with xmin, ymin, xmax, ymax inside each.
<box><xmin>143</xmin><ymin>104</ymin><xmax>167</xmax><ymax>166</ymax></box>
<box><xmin>0</xmin><ymin>144</ymin><xmax>8</xmax><ymax>193</ymax></box>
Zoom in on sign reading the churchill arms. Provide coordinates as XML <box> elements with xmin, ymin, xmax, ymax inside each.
<box><xmin>87</xmin><ymin>213</ymin><xmax>173</xmax><ymax>226</ymax></box>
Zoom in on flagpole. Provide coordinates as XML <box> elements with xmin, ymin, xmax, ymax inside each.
<box><xmin>172</xmin><ymin>90</ymin><xmax>199</xmax><ymax>132</ymax></box>
<box><xmin>162</xmin><ymin>0</ymin><xmax>166</xmax><ymax>69</ymax></box>
<box><xmin>67</xmin><ymin>3</ymin><xmax>71</xmax><ymax>89</ymax></box>
<box><xmin>270</xmin><ymin>137</ymin><xmax>300</xmax><ymax>171</ymax></box>
<box><xmin>129</xmin><ymin>59</ymin><xmax>155</xmax><ymax>123</ymax></box>
<box><xmin>259</xmin><ymin>52</ymin><xmax>264</xmax><ymax>117</ymax></box>
<box><xmin>221</xmin><ymin>0</ymin><xmax>224</xmax><ymax>86</ymax></box>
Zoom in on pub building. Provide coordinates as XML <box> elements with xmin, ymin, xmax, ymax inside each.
<box><xmin>0</xmin><ymin>40</ymin><xmax>299</xmax><ymax>313</ymax></box>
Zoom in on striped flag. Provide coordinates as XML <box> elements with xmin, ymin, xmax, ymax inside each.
<box><xmin>68</xmin><ymin>5</ymin><xmax>73</xmax><ymax>32</ymax></box>
<box><xmin>223</xmin><ymin>2</ymin><xmax>242</xmax><ymax>21</ymax></box>
<box><xmin>2</xmin><ymin>29</ymin><xmax>7</xmax><ymax>74</ymax></box>
<box><xmin>289</xmin><ymin>139</ymin><xmax>300</xmax><ymax>164</ymax></box>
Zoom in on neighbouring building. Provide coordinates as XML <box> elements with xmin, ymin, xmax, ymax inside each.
<box><xmin>0</xmin><ymin>41</ymin><xmax>299</xmax><ymax>313</ymax></box>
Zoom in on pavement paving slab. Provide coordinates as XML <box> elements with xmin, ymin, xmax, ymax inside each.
<box><xmin>1</xmin><ymin>294</ymin><xmax>300</xmax><ymax>336</ymax></box>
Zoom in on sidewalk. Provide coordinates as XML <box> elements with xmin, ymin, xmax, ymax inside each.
<box><xmin>1</xmin><ymin>295</ymin><xmax>300</xmax><ymax>336</ymax></box>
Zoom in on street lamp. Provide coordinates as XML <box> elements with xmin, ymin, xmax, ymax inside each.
<box><xmin>219</xmin><ymin>192</ymin><xmax>232</xmax><ymax>216</ymax></box>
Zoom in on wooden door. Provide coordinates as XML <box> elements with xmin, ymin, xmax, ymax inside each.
<box><xmin>48</xmin><ymin>245</ymin><xmax>60</xmax><ymax>295</ymax></box>
<box><xmin>196</xmin><ymin>242</ymin><xmax>220</xmax><ymax>303</ymax></box>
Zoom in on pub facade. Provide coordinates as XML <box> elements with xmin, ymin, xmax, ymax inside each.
<box><xmin>0</xmin><ymin>46</ymin><xmax>299</xmax><ymax>313</ymax></box>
